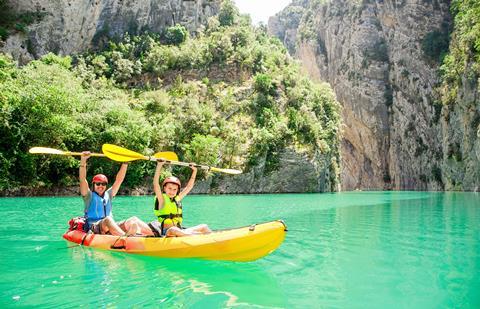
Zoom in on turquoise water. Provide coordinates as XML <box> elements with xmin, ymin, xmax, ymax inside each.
<box><xmin>0</xmin><ymin>192</ymin><xmax>479</xmax><ymax>308</ymax></box>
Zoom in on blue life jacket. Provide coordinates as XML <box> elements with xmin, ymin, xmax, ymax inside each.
<box><xmin>85</xmin><ymin>191</ymin><xmax>112</xmax><ymax>225</ymax></box>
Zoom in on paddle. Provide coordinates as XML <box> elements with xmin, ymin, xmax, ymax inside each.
<box><xmin>102</xmin><ymin>144</ymin><xmax>242</xmax><ymax>175</ymax></box>
<box><xmin>29</xmin><ymin>146</ymin><xmax>178</xmax><ymax>162</ymax></box>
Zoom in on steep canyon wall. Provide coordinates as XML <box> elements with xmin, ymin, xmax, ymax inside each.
<box><xmin>269</xmin><ymin>0</ymin><xmax>480</xmax><ymax>191</ymax></box>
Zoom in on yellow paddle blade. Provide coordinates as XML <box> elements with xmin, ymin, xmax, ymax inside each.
<box><xmin>102</xmin><ymin>144</ymin><xmax>146</xmax><ymax>162</ymax></box>
<box><xmin>29</xmin><ymin>147</ymin><xmax>105</xmax><ymax>157</ymax></box>
<box><xmin>210</xmin><ymin>167</ymin><xmax>243</xmax><ymax>175</ymax></box>
<box><xmin>29</xmin><ymin>147</ymin><xmax>66</xmax><ymax>155</ymax></box>
<box><xmin>153</xmin><ymin>151</ymin><xmax>178</xmax><ymax>161</ymax></box>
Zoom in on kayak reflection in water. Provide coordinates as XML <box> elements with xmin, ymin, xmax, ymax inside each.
<box><xmin>80</xmin><ymin>151</ymin><xmax>154</xmax><ymax>236</ymax></box>
<box><xmin>151</xmin><ymin>160</ymin><xmax>212</xmax><ymax>237</ymax></box>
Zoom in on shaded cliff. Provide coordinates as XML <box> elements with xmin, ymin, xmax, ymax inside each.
<box><xmin>268</xmin><ymin>0</ymin><xmax>479</xmax><ymax>191</ymax></box>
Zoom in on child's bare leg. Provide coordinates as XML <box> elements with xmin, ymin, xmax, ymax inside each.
<box><xmin>166</xmin><ymin>226</ymin><xmax>192</xmax><ymax>237</ymax></box>
<box><xmin>187</xmin><ymin>224</ymin><xmax>212</xmax><ymax>234</ymax></box>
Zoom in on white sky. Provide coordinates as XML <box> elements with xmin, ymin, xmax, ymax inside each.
<box><xmin>233</xmin><ymin>0</ymin><xmax>292</xmax><ymax>24</ymax></box>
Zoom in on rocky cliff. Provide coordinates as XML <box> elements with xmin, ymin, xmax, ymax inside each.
<box><xmin>441</xmin><ymin>80</ymin><xmax>480</xmax><ymax>191</ymax></box>
<box><xmin>191</xmin><ymin>148</ymin><xmax>337</xmax><ymax>194</ymax></box>
<box><xmin>1</xmin><ymin>0</ymin><xmax>220</xmax><ymax>63</ymax></box>
<box><xmin>268</xmin><ymin>0</ymin><xmax>480</xmax><ymax>191</ymax></box>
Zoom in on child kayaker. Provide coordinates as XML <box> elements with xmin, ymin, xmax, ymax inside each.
<box><xmin>152</xmin><ymin>160</ymin><xmax>211</xmax><ymax>237</ymax></box>
<box><xmin>80</xmin><ymin>151</ymin><xmax>153</xmax><ymax>236</ymax></box>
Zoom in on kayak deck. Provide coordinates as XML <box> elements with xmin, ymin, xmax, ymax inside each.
<box><xmin>63</xmin><ymin>220</ymin><xmax>287</xmax><ymax>262</ymax></box>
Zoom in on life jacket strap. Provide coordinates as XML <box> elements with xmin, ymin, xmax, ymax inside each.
<box><xmin>156</xmin><ymin>214</ymin><xmax>183</xmax><ymax>219</ymax></box>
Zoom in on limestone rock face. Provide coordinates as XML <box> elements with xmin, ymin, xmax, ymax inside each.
<box><xmin>192</xmin><ymin>148</ymin><xmax>337</xmax><ymax>194</ymax></box>
<box><xmin>269</xmin><ymin>0</ymin><xmax>455</xmax><ymax>190</ymax></box>
<box><xmin>2</xmin><ymin>0</ymin><xmax>220</xmax><ymax>61</ymax></box>
<box><xmin>441</xmin><ymin>73</ymin><xmax>480</xmax><ymax>191</ymax></box>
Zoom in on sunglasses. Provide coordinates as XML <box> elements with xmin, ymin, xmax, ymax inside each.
<box><xmin>94</xmin><ymin>182</ymin><xmax>107</xmax><ymax>186</ymax></box>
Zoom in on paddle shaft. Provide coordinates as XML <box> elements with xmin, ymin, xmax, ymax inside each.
<box><xmin>65</xmin><ymin>152</ymin><xmax>105</xmax><ymax>157</ymax></box>
<box><xmin>145</xmin><ymin>156</ymin><xmax>240</xmax><ymax>174</ymax></box>
<box><xmin>170</xmin><ymin>161</ymin><xmax>212</xmax><ymax>171</ymax></box>
<box><xmin>147</xmin><ymin>157</ymin><xmax>210</xmax><ymax>171</ymax></box>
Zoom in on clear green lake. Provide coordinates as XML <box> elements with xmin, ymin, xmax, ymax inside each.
<box><xmin>0</xmin><ymin>191</ymin><xmax>479</xmax><ymax>308</ymax></box>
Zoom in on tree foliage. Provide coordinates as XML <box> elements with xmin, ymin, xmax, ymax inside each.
<box><xmin>164</xmin><ymin>25</ymin><xmax>189</xmax><ymax>46</ymax></box>
<box><xmin>440</xmin><ymin>0</ymin><xmax>480</xmax><ymax>105</ymax></box>
<box><xmin>218</xmin><ymin>0</ymin><xmax>239</xmax><ymax>27</ymax></box>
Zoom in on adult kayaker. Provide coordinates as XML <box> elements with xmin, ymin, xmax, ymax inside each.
<box><xmin>80</xmin><ymin>151</ymin><xmax>153</xmax><ymax>236</ymax></box>
<box><xmin>152</xmin><ymin>160</ymin><xmax>211</xmax><ymax>237</ymax></box>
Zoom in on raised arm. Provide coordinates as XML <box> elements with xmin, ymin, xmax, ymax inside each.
<box><xmin>110</xmin><ymin>163</ymin><xmax>128</xmax><ymax>197</ymax></box>
<box><xmin>153</xmin><ymin>161</ymin><xmax>165</xmax><ymax>208</ymax></box>
<box><xmin>178</xmin><ymin>164</ymin><xmax>197</xmax><ymax>200</ymax></box>
<box><xmin>79</xmin><ymin>151</ymin><xmax>91</xmax><ymax>197</ymax></box>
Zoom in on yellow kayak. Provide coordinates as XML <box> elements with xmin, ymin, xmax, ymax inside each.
<box><xmin>63</xmin><ymin>220</ymin><xmax>287</xmax><ymax>262</ymax></box>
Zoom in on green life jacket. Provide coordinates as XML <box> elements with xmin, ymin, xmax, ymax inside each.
<box><xmin>154</xmin><ymin>193</ymin><xmax>183</xmax><ymax>228</ymax></box>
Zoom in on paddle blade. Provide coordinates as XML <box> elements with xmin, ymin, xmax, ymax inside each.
<box><xmin>210</xmin><ymin>167</ymin><xmax>243</xmax><ymax>175</ymax></box>
<box><xmin>102</xmin><ymin>144</ymin><xmax>145</xmax><ymax>162</ymax></box>
<box><xmin>153</xmin><ymin>151</ymin><xmax>178</xmax><ymax>161</ymax></box>
<box><xmin>29</xmin><ymin>147</ymin><xmax>66</xmax><ymax>155</ymax></box>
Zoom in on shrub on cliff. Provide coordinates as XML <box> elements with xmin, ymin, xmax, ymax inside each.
<box><xmin>218</xmin><ymin>0</ymin><xmax>239</xmax><ymax>27</ymax></box>
<box><xmin>165</xmin><ymin>25</ymin><xmax>189</xmax><ymax>46</ymax></box>
<box><xmin>422</xmin><ymin>29</ymin><xmax>450</xmax><ymax>64</ymax></box>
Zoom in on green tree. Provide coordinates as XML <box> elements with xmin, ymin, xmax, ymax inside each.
<box><xmin>218</xmin><ymin>0</ymin><xmax>239</xmax><ymax>27</ymax></box>
<box><xmin>165</xmin><ymin>25</ymin><xmax>189</xmax><ymax>45</ymax></box>
<box><xmin>184</xmin><ymin>134</ymin><xmax>222</xmax><ymax>178</ymax></box>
